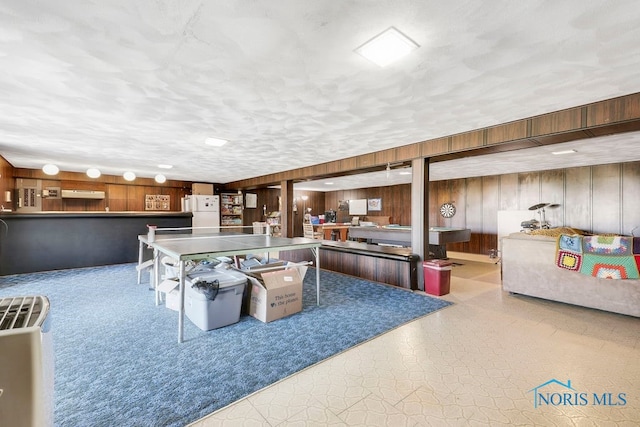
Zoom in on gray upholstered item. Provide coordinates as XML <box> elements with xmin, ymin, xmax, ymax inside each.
<box><xmin>501</xmin><ymin>233</ymin><xmax>640</xmax><ymax>317</ymax></box>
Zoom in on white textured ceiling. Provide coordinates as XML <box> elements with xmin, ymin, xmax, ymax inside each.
<box><xmin>1</xmin><ymin>1</ymin><xmax>640</xmax><ymax>185</ymax></box>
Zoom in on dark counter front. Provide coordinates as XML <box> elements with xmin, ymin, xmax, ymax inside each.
<box><xmin>0</xmin><ymin>212</ymin><xmax>192</xmax><ymax>275</ymax></box>
<box><xmin>279</xmin><ymin>240</ymin><xmax>420</xmax><ymax>290</ymax></box>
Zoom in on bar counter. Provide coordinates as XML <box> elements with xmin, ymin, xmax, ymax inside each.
<box><xmin>0</xmin><ymin>211</ymin><xmax>192</xmax><ymax>275</ymax></box>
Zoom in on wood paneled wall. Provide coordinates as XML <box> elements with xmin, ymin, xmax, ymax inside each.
<box><xmin>0</xmin><ymin>156</ymin><xmax>15</xmax><ymax>208</ymax></box>
<box><xmin>241</xmin><ymin>188</ymin><xmax>328</xmax><ymax>237</ymax></box>
<box><xmin>12</xmin><ymin>168</ymin><xmax>194</xmax><ymax>212</ymax></box>
<box><xmin>242</xmin><ymin>188</ymin><xmax>282</xmax><ymax>226</ymax></box>
<box><xmin>431</xmin><ymin>161</ymin><xmax>640</xmax><ymax>255</ymax></box>
<box><xmin>318</xmin><ymin>161</ymin><xmax>640</xmax><ymax>256</ymax></box>
<box><xmin>324</xmin><ymin>185</ymin><xmax>412</xmax><ymax>225</ymax></box>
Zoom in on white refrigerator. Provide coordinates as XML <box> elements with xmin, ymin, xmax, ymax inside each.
<box><xmin>186</xmin><ymin>195</ymin><xmax>220</xmax><ymax>232</ymax></box>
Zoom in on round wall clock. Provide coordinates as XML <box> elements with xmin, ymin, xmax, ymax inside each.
<box><xmin>440</xmin><ymin>202</ymin><xmax>456</xmax><ymax>218</ymax></box>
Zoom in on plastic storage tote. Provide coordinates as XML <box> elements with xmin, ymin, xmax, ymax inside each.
<box><xmin>185</xmin><ymin>268</ymin><xmax>248</xmax><ymax>331</ymax></box>
<box><xmin>423</xmin><ymin>260</ymin><xmax>452</xmax><ymax>296</ymax></box>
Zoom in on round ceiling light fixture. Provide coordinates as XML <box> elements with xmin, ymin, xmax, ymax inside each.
<box><xmin>123</xmin><ymin>171</ymin><xmax>136</xmax><ymax>181</ymax></box>
<box><xmin>86</xmin><ymin>168</ymin><xmax>101</xmax><ymax>178</ymax></box>
<box><xmin>154</xmin><ymin>174</ymin><xmax>167</xmax><ymax>184</ymax></box>
<box><xmin>42</xmin><ymin>164</ymin><xmax>59</xmax><ymax>175</ymax></box>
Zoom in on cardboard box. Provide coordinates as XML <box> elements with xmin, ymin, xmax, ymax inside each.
<box><xmin>247</xmin><ymin>268</ymin><xmax>303</xmax><ymax>323</ymax></box>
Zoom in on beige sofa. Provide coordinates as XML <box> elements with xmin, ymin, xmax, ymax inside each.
<box><xmin>501</xmin><ymin>232</ymin><xmax>640</xmax><ymax>317</ymax></box>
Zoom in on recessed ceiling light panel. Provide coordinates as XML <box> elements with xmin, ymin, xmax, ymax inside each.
<box><xmin>158</xmin><ymin>164</ymin><xmax>173</xmax><ymax>169</ymax></box>
<box><xmin>204</xmin><ymin>137</ymin><xmax>228</xmax><ymax>147</ymax></box>
<box><xmin>355</xmin><ymin>27</ymin><xmax>419</xmax><ymax>67</ymax></box>
<box><xmin>552</xmin><ymin>149</ymin><xmax>577</xmax><ymax>155</ymax></box>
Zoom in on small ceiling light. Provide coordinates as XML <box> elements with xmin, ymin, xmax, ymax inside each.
<box><xmin>42</xmin><ymin>164</ymin><xmax>59</xmax><ymax>175</ymax></box>
<box><xmin>86</xmin><ymin>168</ymin><xmax>101</xmax><ymax>178</ymax></box>
<box><xmin>123</xmin><ymin>171</ymin><xmax>136</xmax><ymax>181</ymax></box>
<box><xmin>155</xmin><ymin>174</ymin><xmax>167</xmax><ymax>184</ymax></box>
<box><xmin>355</xmin><ymin>27</ymin><xmax>419</xmax><ymax>67</ymax></box>
<box><xmin>204</xmin><ymin>137</ymin><xmax>228</xmax><ymax>147</ymax></box>
<box><xmin>399</xmin><ymin>171</ymin><xmax>412</xmax><ymax>175</ymax></box>
<box><xmin>552</xmin><ymin>149</ymin><xmax>577</xmax><ymax>155</ymax></box>
<box><xmin>325</xmin><ymin>182</ymin><xmax>334</xmax><ymax>185</ymax></box>
<box><xmin>158</xmin><ymin>164</ymin><xmax>173</xmax><ymax>169</ymax></box>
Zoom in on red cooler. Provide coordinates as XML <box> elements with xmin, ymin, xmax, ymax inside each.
<box><xmin>423</xmin><ymin>260</ymin><xmax>452</xmax><ymax>296</ymax></box>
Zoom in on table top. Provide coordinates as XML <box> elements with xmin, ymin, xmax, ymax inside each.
<box><xmin>140</xmin><ymin>233</ymin><xmax>321</xmax><ymax>261</ymax></box>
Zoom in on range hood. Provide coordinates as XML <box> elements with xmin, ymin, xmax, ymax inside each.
<box><xmin>61</xmin><ymin>189</ymin><xmax>105</xmax><ymax>199</ymax></box>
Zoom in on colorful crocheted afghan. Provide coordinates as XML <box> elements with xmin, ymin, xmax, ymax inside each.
<box><xmin>556</xmin><ymin>234</ymin><xmax>640</xmax><ymax>279</ymax></box>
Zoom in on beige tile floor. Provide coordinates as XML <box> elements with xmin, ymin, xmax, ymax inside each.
<box><xmin>189</xmin><ymin>252</ymin><xmax>640</xmax><ymax>426</ymax></box>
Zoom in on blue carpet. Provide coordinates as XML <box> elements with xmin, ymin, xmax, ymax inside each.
<box><xmin>0</xmin><ymin>264</ymin><xmax>452</xmax><ymax>427</ymax></box>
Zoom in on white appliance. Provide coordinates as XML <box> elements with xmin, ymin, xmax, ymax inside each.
<box><xmin>0</xmin><ymin>295</ymin><xmax>54</xmax><ymax>427</ymax></box>
<box><xmin>187</xmin><ymin>195</ymin><xmax>220</xmax><ymax>232</ymax></box>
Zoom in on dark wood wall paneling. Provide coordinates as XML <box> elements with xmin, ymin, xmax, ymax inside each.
<box><xmin>242</xmin><ymin>188</ymin><xmax>281</xmax><ymax>226</ymax></box>
<box><xmin>323</xmin><ymin>184</ymin><xmax>412</xmax><ymax>226</ymax></box>
<box><xmin>240</xmin><ymin>188</ymin><xmax>328</xmax><ymax>237</ymax></box>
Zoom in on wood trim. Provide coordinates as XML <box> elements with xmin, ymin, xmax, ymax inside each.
<box><xmin>486</xmin><ymin>121</ymin><xmax>528</xmax><ymax>145</ymax></box>
<box><xmin>421</xmin><ymin>137</ymin><xmax>449</xmax><ymax>157</ymax></box>
<box><xmin>530</xmin><ymin>107</ymin><xmax>582</xmax><ymax>136</ymax></box>
<box><xmin>451</xmin><ymin>129</ymin><xmax>484</xmax><ymax>151</ymax></box>
<box><xmin>586</xmin><ymin>93</ymin><xmax>640</xmax><ymax>127</ymax></box>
